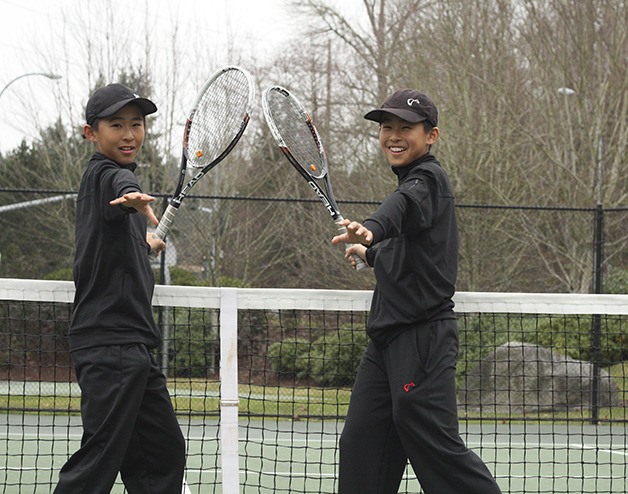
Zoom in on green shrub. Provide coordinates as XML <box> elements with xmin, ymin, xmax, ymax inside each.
<box><xmin>529</xmin><ymin>314</ymin><xmax>626</xmax><ymax>364</ymax></box>
<box><xmin>309</xmin><ymin>328</ymin><xmax>368</xmax><ymax>387</ymax></box>
<box><xmin>267</xmin><ymin>327</ymin><xmax>368</xmax><ymax>387</ymax></box>
<box><xmin>159</xmin><ymin>270</ymin><xmax>250</xmax><ymax>378</ymax></box>
<box><xmin>168</xmin><ymin>266</ymin><xmax>208</xmax><ymax>286</ymax></box>
<box><xmin>605</xmin><ymin>268</ymin><xmax>628</xmax><ymax>294</ymax></box>
<box><xmin>43</xmin><ymin>267</ymin><xmax>73</xmax><ymax>281</ymax></box>
<box><xmin>267</xmin><ymin>338</ymin><xmax>312</xmax><ymax>378</ymax></box>
<box><xmin>167</xmin><ymin>307</ymin><xmax>218</xmax><ymax>378</ymax></box>
<box><xmin>458</xmin><ymin>309</ymin><xmax>626</xmax><ymax>383</ymax></box>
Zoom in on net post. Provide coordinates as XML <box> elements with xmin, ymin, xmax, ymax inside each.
<box><xmin>219</xmin><ymin>287</ymin><xmax>240</xmax><ymax>493</ymax></box>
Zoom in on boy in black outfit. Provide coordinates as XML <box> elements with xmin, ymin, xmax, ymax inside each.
<box><xmin>55</xmin><ymin>84</ymin><xmax>186</xmax><ymax>493</ymax></box>
<box><xmin>332</xmin><ymin>89</ymin><xmax>502</xmax><ymax>494</ymax></box>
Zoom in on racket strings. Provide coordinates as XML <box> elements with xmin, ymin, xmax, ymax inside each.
<box><xmin>187</xmin><ymin>70</ymin><xmax>251</xmax><ymax>168</ymax></box>
<box><xmin>266</xmin><ymin>91</ymin><xmax>327</xmax><ymax>178</ymax></box>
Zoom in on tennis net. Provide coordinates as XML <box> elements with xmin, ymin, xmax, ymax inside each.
<box><xmin>1</xmin><ymin>278</ymin><xmax>627</xmax><ymax>493</ymax></box>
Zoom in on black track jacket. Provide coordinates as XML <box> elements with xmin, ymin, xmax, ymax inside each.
<box><xmin>363</xmin><ymin>152</ymin><xmax>458</xmax><ymax>347</ymax></box>
<box><xmin>69</xmin><ymin>152</ymin><xmax>160</xmax><ymax>352</ymax></box>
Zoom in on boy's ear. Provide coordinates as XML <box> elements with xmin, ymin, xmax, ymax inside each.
<box><xmin>82</xmin><ymin>124</ymin><xmax>97</xmax><ymax>142</ymax></box>
<box><xmin>427</xmin><ymin>126</ymin><xmax>440</xmax><ymax>145</ymax></box>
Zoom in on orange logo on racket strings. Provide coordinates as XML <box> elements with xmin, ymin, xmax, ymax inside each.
<box><xmin>196</xmin><ymin>150</ymin><xmax>204</xmax><ymax>158</ymax></box>
<box><xmin>309</xmin><ymin>164</ymin><xmax>317</xmax><ymax>172</ymax></box>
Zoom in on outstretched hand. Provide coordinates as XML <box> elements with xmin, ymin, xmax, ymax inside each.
<box><xmin>110</xmin><ymin>192</ymin><xmax>159</xmax><ymax>226</ymax></box>
<box><xmin>331</xmin><ymin>219</ymin><xmax>374</xmax><ymax>246</ymax></box>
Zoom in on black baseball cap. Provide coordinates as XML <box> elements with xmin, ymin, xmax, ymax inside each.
<box><xmin>85</xmin><ymin>83</ymin><xmax>157</xmax><ymax>125</ymax></box>
<box><xmin>364</xmin><ymin>89</ymin><xmax>438</xmax><ymax>127</ymax></box>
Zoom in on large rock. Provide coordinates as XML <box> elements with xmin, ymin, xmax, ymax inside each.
<box><xmin>458</xmin><ymin>341</ymin><xmax>621</xmax><ymax>413</ymax></box>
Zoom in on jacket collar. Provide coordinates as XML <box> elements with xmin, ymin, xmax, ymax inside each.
<box><xmin>391</xmin><ymin>152</ymin><xmax>434</xmax><ymax>183</ymax></box>
<box><xmin>91</xmin><ymin>152</ymin><xmax>137</xmax><ymax>172</ymax></box>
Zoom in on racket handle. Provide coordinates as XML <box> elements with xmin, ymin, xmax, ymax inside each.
<box><xmin>335</xmin><ymin>220</ymin><xmax>368</xmax><ymax>272</ymax></box>
<box><xmin>150</xmin><ymin>204</ymin><xmax>177</xmax><ymax>257</ymax></box>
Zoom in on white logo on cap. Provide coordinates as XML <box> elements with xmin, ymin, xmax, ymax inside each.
<box><xmin>134</xmin><ymin>93</ymin><xmax>140</xmax><ymax>99</ymax></box>
<box><xmin>407</xmin><ymin>98</ymin><xmax>421</xmax><ymax>107</ymax></box>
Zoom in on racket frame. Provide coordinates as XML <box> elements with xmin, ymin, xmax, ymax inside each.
<box><xmin>262</xmin><ymin>86</ymin><xmax>367</xmax><ymax>271</ymax></box>
<box><xmin>152</xmin><ymin>66</ymin><xmax>254</xmax><ymax>248</ymax></box>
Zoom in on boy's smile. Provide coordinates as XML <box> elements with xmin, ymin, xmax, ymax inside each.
<box><xmin>379</xmin><ymin>115</ymin><xmax>439</xmax><ymax>167</ymax></box>
<box><xmin>83</xmin><ymin>103</ymin><xmax>146</xmax><ymax>166</ymax></box>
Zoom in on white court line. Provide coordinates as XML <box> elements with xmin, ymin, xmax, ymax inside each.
<box><xmin>570</xmin><ymin>443</ymin><xmax>628</xmax><ymax>458</ymax></box>
<box><xmin>469</xmin><ymin>440</ymin><xmax>628</xmax><ymax>459</ymax></box>
<box><xmin>0</xmin><ymin>466</ymin><xmax>220</xmax><ymax>479</ymax></box>
<box><xmin>7</xmin><ymin>431</ymin><xmax>628</xmax><ymax>468</ymax></box>
<box><xmin>4</xmin><ymin>465</ymin><xmax>623</xmax><ymax>482</ymax></box>
<box><xmin>8</xmin><ymin>432</ymin><xmax>627</xmax><ymax>457</ymax></box>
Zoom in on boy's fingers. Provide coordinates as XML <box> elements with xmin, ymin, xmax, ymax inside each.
<box><xmin>147</xmin><ymin>210</ymin><xmax>159</xmax><ymax>226</ymax></box>
<box><xmin>331</xmin><ymin>233</ymin><xmax>347</xmax><ymax>245</ymax></box>
<box><xmin>110</xmin><ymin>193</ymin><xmax>155</xmax><ymax>206</ymax></box>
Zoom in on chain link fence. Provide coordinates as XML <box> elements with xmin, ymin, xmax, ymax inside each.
<box><xmin>0</xmin><ymin>189</ymin><xmax>626</xmax><ymax>293</ymax></box>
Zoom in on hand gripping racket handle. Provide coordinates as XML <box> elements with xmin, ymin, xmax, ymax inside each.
<box><xmin>335</xmin><ymin>218</ymin><xmax>368</xmax><ymax>272</ymax></box>
<box><xmin>150</xmin><ymin>203</ymin><xmax>178</xmax><ymax>257</ymax></box>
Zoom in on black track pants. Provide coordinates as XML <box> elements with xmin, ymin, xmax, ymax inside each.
<box><xmin>54</xmin><ymin>344</ymin><xmax>186</xmax><ymax>494</ymax></box>
<box><xmin>338</xmin><ymin>320</ymin><xmax>502</xmax><ymax>494</ymax></box>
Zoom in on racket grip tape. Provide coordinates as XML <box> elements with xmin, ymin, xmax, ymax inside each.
<box><xmin>335</xmin><ymin>220</ymin><xmax>368</xmax><ymax>272</ymax></box>
<box><xmin>150</xmin><ymin>204</ymin><xmax>177</xmax><ymax>257</ymax></box>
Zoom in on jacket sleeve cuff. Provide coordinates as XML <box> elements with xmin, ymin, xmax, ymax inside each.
<box><xmin>363</xmin><ymin>219</ymin><xmax>384</xmax><ymax>246</ymax></box>
<box><xmin>365</xmin><ymin>246</ymin><xmax>376</xmax><ymax>267</ymax></box>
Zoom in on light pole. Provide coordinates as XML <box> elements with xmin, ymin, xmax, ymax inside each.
<box><xmin>557</xmin><ymin>86</ymin><xmax>576</xmax><ymax>96</ymax></box>
<box><xmin>557</xmin><ymin>86</ymin><xmax>603</xmax><ymax>205</ymax></box>
<box><xmin>0</xmin><ymin>72</ymin><xmax>62</xmax><ymax>101</ymax></box>
<box><xmin>0</xmin><ymin>72</ymin><xmax>62</xmax><ymax>151</ymax></box>
<box><xmin>0</xmin><ymin>72</ymin><xmax>64</xmax><ymax>270</ymax></box>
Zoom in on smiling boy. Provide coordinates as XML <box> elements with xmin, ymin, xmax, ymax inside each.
<box><xmin>54</xmin><ymin>84</ymin><xmax>186</xmax><ymax>493</ymax></box>
<box><xmin>332</xmin><ymin>89</ymin><xmax>502</xmax><ymax>493</ymax></box>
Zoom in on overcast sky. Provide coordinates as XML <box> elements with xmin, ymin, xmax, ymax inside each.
<box><xmin>0</xmin><ymin>0</ymin><xmax>308</xmax><ymax>154</ymax></box>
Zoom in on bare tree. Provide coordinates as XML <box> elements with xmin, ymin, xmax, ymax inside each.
<box><xmin>2</xmin><ymin>0</ymin><xmax>625</xmax><ymax>292</ymax></box>
<box><xmin>281</xmin><ymin>0</ymin><xmax>627</xmax><ymax>292</ymax></box>
<box><xmin>513</xmin><ymin>0</ymin><xmax>628</xmax><ymax>292</ymax></box>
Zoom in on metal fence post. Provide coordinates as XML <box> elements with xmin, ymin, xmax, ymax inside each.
<box><xmin>157</xmin><ymin>195</ymin><xmax>170</xmax><ymax>377</ymax></box>
<box><xmin>590</xmin><ymin>203</ymin><xmax>604</xmax><ymax>424</ymax></box>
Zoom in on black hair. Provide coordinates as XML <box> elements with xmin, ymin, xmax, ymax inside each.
<box><xmin>81</xmin><ymin>118</ymin><xmax>100</xmax><ymax>140</ymax></box>
<box><xmin>423</xmin><ymin>121</ymin><xmax>436</xmax><ymax>151</ymax></box>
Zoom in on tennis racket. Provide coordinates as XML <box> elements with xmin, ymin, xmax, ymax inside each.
<box><xmin>151</xmin><ymin>65</ymin><xmax>255</xmax><ymax>255</ymax></box>
<box><xmin>262</xmin><ymin>86</ymin><xmax>367</xmax><ymax>271</ymax></box>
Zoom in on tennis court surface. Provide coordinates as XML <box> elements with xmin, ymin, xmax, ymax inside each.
<box><xmin>1</xmin><ymin>279</ymin><xmax>627</xmax><ymax>493</ymax></box>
